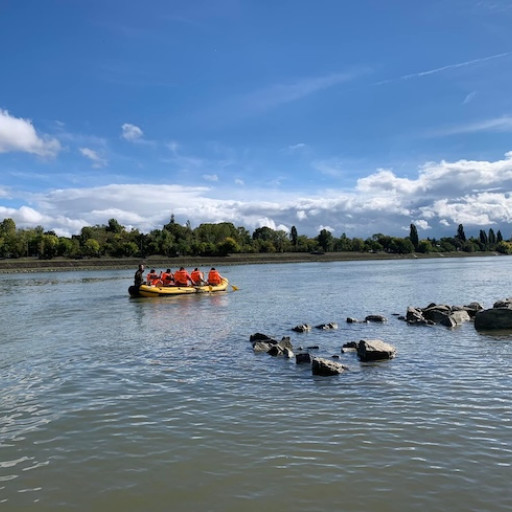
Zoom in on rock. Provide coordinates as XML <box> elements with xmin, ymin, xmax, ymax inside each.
<box><xmin>315</xmin><ymin>322</ymin><xmax>338</xmax><ymax>330</ymax></box>
<box><xmin>296</xmin><ymin>353</ymin><xmax>312</xmax><ymax>364</ymax></box>
<box><xmin>252</xmin><ymin>340</ymin><xmax>277</xmax><ymax>353</ymax></box>
<box><xmin>346</xmin><ymin>317</ymin><xmax>361</xmax><ymax>323</ymax></box>
<box><xmin>356</xmin><ymin>339</ymin><xmax>396</xmax><ymax>362</ymax></box>
<box><xmin>439</xmin><ymin>310</ymin><xmax>470</xmax><ymax>328</ymax></box>
<box><xmin>311</xmin><ymin>357</ymin><xmax>348</xmax><ymax>376</ymax></box>
<box><xmin>474</xmin><ymin>308</ymin><xmax>512</xmax><ymax>331</ymax></box>
<box><xmin>365</xmin><ymin>314</ymin><xmax>387</xmax><ymax>323</ymax></box>
<box><xmin>460</xmin><ymin>302</ymin><xmax>484</xmax><ymax>318</ymax></box>
<box><xmin>292</xmin><ymin>324</ymin><xmax>312</xmax><ymax>332</ymax></box>
<box><xmin>341</xmin><ymin>341</ymin><xmax>358</xmax><ymax>352</ymax></box>
<box><xmin>250</xmin><ymin>332</ymin><xmax>274</xmax><ymax>342</ymax></box>
<box><xmin>493</xmin><ymin>298</ymin><xmax>512</xmax><ymax>309</ymax></box>
<box><xmin>258</xmin><ymin>336</ymin><xmax>294</xmax><ymax>356</ymax></box>
<box><xmin>307</xmin><ymin>345</ymin><xmax>320</xmax><ymax>350</ymax></box>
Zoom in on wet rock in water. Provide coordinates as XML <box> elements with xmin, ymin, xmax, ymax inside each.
<box><xmin>252</xmin><ymin>340</ymin><xmax>278</xmax><ymax>353</ymax></box>
<box><xmin>440</xmin><ymin>310</ymin><xmax>470</xmax><ymax>328</ymax></box>
<box><xmin>250</xmin><ymin>332</ymin><xmax>274</xmax><ymax>342</ymax></box>
<box><xmin>341</xmin><ymin>341</ymin><xmax>358</xmax><ymax>352</ymax></box>
<box><xmin>404</xmin><ymin>303</ymin><xmax>472</xmax><ymax>327</ymax></box>
<box><xmin>315</xmin><ymin>322</ymin><xmax>338</xmax><ymax>330</ymax></box>
<box><xmin>292</xmin><ymin>324</ymin><xmax>312</xmax><ymax>333</ymax></box>
<box><xmin>346</xmin><ymin>317</ymin><xmax>363</xmax><ymax>323</ymax></box>
<box><xmin>365</xmin><ymin>314</ymin><xmax>387</xmax><ymax>323</ymax></box>
<box><xmin>474</xmin><ymin>307</ymin><xmax>512</xmax><ymax>331</ymax></box>
<box><xmin>311</xmin><ymin>357</ymin><xmax>349</xmax><ymax>376</ymax></box>
<box><xmin>296</xmin><ymin>352</ymin><xmax>312</xmax><ymax>364</ymax></box>
<box><xmin>307</xmin><ymin>345</ymin><xmax>320</xmax><ymax>350</ymax></box>
<box><xmin>492</xmin><ymin>298</ymin><xmax>512</xmax><ymax>309</ymax></box>
<box><xmin>356</xmin><ymin>339</ymin><xmax>396</xmax><ymax>362</ymax></box>
<box><xmin>261</xmin><ymin>336</ymin><xmax>294</xmax><ymax>357</ymax></box>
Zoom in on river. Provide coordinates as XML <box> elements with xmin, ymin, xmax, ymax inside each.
<box><xmin>1</xmin><ymin>257</ymin><xmax>511</xmax><ymax>511</ymax></box>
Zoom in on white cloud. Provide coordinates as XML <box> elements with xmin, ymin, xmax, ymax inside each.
<box><xmin>121</xmin><ymin>123</ymin><xmax>143</xmax><ymax>141</ymax></box>
<box><xmin>202</xmin><ymin>174</ymin><xmax>218</xmax><ymax>182</ymax></box>
<box><xmin>463</xmin><ymin>91</ymin><xmax>477</xmax><ymax>104</ymax></box>
<box><xmin>432</xmin><ymin>116</ymin><xmax>512</xmax><ymax>136</ymax></box>
<box><xmin>0</xmin><ymin>109</ymin><xmax>61</xmax><ymax>157</ymax></box>
<box><xmin>5</xmin><ymin>151</ymin><xmax>512</xmax><ymax>239</ymax></box>
<box><xmin>79</xmin><ymin>147</ymin><xmax>107</xmax><ymax>168</ymax></box>
<box><xmin>234</xmin><ymin>178</ymin><xmax>245</xmax><ymax>186</ymax></box>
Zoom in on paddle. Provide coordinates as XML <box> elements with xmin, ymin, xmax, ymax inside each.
<box><xmin>231</xmin><ymin>285</ymin><xmax>239</xmax><ymax>291</ymax></box>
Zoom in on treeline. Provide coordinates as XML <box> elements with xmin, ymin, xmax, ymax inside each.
<box><xmin>1</xmin><ymin>215</ymin><xmax>512</xmax><ymax>260</ymax></box>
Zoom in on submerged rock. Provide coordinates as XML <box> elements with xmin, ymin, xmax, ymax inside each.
<box><xmin>365</xmin><ymin>314</ymin><xmax>387</xmax><ymax>323</ymax></box>
<box><xmin>315</xmin><ymin>322</ymin><xmax>338</xmax><ymax>330</ymax></box>
<box><xmin>292</xmin><ymin>324</ymin><xmax>312</xmax><ymax>333</ymax></box>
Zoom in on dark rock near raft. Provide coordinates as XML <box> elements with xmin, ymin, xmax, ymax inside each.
<box><xmin>296</xmin><ymin>352</ymin><xmax>312</xmax><ymax>364</ymax></box>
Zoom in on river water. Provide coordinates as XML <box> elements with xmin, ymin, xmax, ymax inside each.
<box><xmin>1</xmin><ymin>257</ymin><xmax>511</xmax><ymax>511</ymax></box>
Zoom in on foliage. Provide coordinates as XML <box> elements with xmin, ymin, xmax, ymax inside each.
<box><xmin>0</xmin><ymin>215</ymin><xmax>511</xmax><ymax>260</ymax></box>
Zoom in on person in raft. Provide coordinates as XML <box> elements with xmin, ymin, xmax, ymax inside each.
<box><xmin>134</xmin><ymin>263</ymin><xmax>145</xmax><ymax>286</ymax></box>
<box><xmin>161</xmin><ymin>268</ymin><xmax>173</xmax><ymax>286</ymax></box>
<box><xmin>145</xmin><ymin>268</ymin><xmax>160</xmax><ymax>285</ymax></box>
<box><xmin>207</xmin><ymin>267</ymin><xmax>223</xmax><ymax>286</ymax></box>
<box><xmin>190</xmin><ymin>267</ymin><xmax>206</xmax><ymax>286</ymax></box>
<box><xmin>173</xmin><ymin>267</ymin><xmax>193</xmax><ymax>287</ymax></box>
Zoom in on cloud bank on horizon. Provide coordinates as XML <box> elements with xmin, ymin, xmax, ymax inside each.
<box><xmin>2</xmin><ymin>1</ymin><xmax>512</xmax><ymax>240</ymax></box>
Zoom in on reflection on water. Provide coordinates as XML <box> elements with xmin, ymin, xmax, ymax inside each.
<box><xmin>1</xmin><ymin>258</ymin><xmax>512</xmax><ymax>511</ymax></box>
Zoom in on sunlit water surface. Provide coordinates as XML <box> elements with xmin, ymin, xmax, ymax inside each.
<box><xmin>1</xmin><ymin>257</ymin><xmax>511</xmax><ymax>511</ymax></box>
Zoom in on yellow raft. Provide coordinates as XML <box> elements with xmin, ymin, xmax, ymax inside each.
<box><xmin>129</xmin><ymin>278</ymin><xmax>229</xmax><ymax>297</ymax></box>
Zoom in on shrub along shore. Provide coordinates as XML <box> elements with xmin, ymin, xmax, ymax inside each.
<box><xmin>0</xmin><ymin>250</ymin><xmax>502</xmax><ymax>274</ymax></box>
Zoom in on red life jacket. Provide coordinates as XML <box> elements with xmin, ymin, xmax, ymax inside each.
<box><xmin>161</xmin><ymin>272</ymin><xmax>173</xmax><ymax>286</ymax></box>
<box><xmin>174</xmin><ymin>269</ymin><xmax>190</xmax><ymax>286</ymax></box>
<box><xmin>208</xmin><ymin>269</ymin><xmax>222</xmax><ymax>285</ymax></box>
<box><xmin>146</xmin><ymin>271</ymin><xmax>159</xmax><ymax>285</ymax></box>
<box><xmin>191</xmin><ymin>270</ymin><xmax>204</xmax><ymax>284</ymax></box>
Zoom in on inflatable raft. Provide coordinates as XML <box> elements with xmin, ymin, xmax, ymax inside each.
<box><xmin>129</xmin><ymin>278</ymin><xmax>229</xmax><ymax>297</ymax></box>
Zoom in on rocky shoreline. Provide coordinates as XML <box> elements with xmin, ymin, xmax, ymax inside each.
<box><xmin>0</xmin><ymin>250</ymin><xmax>502</xmax><ymax>273</ymax></box>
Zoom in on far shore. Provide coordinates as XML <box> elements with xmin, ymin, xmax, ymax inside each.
<box><xmin>0</xmin><ymin>250</ymin><xmax>503</xmax><ymax>274</ymax></box>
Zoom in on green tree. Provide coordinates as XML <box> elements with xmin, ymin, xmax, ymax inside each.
<box><xmin>409</xmin><ymin>223</ymin><xmax>419</xmax><ymax>250</ymax></box>
<box><xmin>316</xmin><ymin>229</ymin><xmax>334</xmax><ymax>252</ymax></box>
<box><xmin>456</xmin><ymin>224</ymin><xmax>466</xmax><ymax>243</ymax></box>
<box><xmin>290</xmin><ymin>226</ymin><xmax>298</xmax><ymax>247</ymax></box>
<box><xmin>83</xmin><ymin>239</ymin><xmax>100</xmax><ymax>257</ymax></box>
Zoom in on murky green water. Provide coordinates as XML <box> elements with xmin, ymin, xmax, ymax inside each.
<box><xmin>1</xmin><ymin>257</ymin><xmax>511</xmax><ymax>511</ymax></box>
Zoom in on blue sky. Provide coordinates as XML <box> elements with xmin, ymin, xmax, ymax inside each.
<box><xmin>2</xmin><ymin>0</ymin><xmax>512</xmax><ymax>239</ymax></box>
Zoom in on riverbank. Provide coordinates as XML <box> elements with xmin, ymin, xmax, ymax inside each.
<box><xmin>0</xmin><ymin>250</ymin><xmax>502</xmax><ymax>273</ymax></box>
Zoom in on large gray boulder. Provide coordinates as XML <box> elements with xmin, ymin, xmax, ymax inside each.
<box><xmin>474</xmin><ymin>308</ymin><xmax>512</xmax><ymax>331</ymax></box>
<box><xmin>311</xmin><ymin>357</ymin><xmax>348</xmax><ymax>376</ymax></box>
<box><xmin>357</xmin><ymin>339</ymin><xmax>396</xmax><ymax>362</ymax></box>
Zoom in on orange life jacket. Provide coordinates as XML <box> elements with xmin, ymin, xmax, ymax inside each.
<box><xmin>208</xmin><ymin>269</ymin><xmax>222</xmax><ymax>285</ymax></box>
<box><xmin>173</xmin><ymin>269</ymin><xmax>190</xmax><ymax>286</ymax></box>
<box><xmin>146</xmin><ymin>271</ymin><xmax>159</xmax><ymax>285</ymax></box>
<box><xmin>161</xmin><ymin>272</ymin><xmax>173</xmax><ymax>286</ymax></box>
<box><xmin>191</xmin><ymin>270</ymin><xmax>204</xmax><ymax>284</ymax></box>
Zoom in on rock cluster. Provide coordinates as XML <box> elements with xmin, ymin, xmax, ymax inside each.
<box><xmin>401</xmin><ymin>302</ymin><xmax>482</xmax><ymax>327</ymax></box>
<box><xmin>250</xmin><ymin>330</ymin><xmax>396</xmax><ymax>377</ymax></box>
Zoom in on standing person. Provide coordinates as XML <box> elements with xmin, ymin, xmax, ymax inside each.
<box><xmin>190</xmin><ymin>267</ymin><xmax>205</xmax><ymax>286</ymax></box>
<box><xmin>134</xmin><ymin>264</ymin><xmax>145</xmax><ymax>286</ymax></box>
<box><xmin>161</xmin><ymin>268</ymin><xmax>173</xmax><ymax>286</ymax></box>
<box><xmin>207</xmin><ymin>267</ymin><xmax>223</xmax><ymax>285</ymax></box>
<box><xmin>173</xmin><ymin>266</ymin><xmax>192</xmax><ymax>287</ymax></box>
